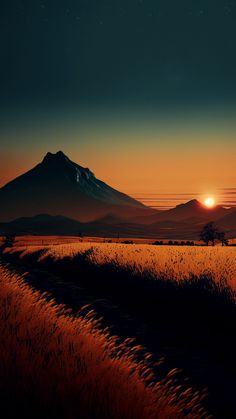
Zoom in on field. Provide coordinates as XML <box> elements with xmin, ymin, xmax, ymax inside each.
<box><xmin>0</xmin><ymin>264</ymin><xmax>208</xmax><ymax>419</ymax></box>
<box><xmin>1</xmin><ymin>235</ymin><xmax>236</xmax><ymax>247</ymax></box>
<box><xmin>1</xmin><ymin>239</ymin><xmax>236</xmax><ymax>418</ymax></box>
<box><xmin>6</xmin><ymin>241</ymin><xmax>236</xmax><ymax>288</ymax></box>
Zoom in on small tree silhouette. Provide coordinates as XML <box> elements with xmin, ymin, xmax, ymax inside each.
<box><xmin>216</xmin><ymin>230</ymin><xmax>228</xmax><ymax>246</ymax></box>
<box><xmin>199</xmin><ymin>222</ymin><xmax>218</xmax><ymax>246</ymax></box>
<box><xmin>2</xmin><ymin>234</ymin><xmax>16</xmax><ymax>248</ymax></box>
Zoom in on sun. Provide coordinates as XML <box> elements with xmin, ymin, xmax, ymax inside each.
<box><xmin>204</xmin><ymin>197</ymin><xmax>216</xmax><ymax>208</ymax></box>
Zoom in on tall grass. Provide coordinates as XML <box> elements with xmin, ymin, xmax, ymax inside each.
<box><xmin>0</xmin><ymin>264</ymin><xmax>207</xmax><ymax>419</ymax></box>
<box><xmin>7</xmin><ymin>242</ymin><xmax>236</xmax><ymax>289</ymax></box>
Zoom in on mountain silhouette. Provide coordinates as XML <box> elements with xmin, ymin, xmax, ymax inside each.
<box><xmin>0</xmin><ymin>214</ymin><xmax>83</xmax><ymax>235</ymax></box>
<box><xmin>217</xmin><ymin>208</ymin><xmax>236</xmax><ymax>234</ymax></box>
<box><xmin>131</xmin><ymin>199</ymin><xmax>229</xmax><ymax>224</ymax></box>
<box><xmin>0</xmin><ymin>151</ymin><xmax>152</xmax><ymax>222</ymax></box>
<box><xmin>0</xmin><ymin>207</ymin><xmax>235</xmax><ymax>239</ymax></box>
<box><xmin>0</xmin><ymin>213</ymin><xmax>197</xmax><ymax>238</ymax></box>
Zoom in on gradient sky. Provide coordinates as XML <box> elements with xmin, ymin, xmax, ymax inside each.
<box><xmin>1</xmin><ymin>1</ymin><xmax>236</xmax><ymax>208</ymax></box>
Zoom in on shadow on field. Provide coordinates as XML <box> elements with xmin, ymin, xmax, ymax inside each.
<box><xmin>1</xmin><ymin>246</ymin><xmax>236</xmax><ymax>419</ymax></box>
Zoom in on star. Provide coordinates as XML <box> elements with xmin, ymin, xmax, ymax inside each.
<box><xmin>196</xmin><ymin>9</ymin><xmax>205</xmax><ymax>17</ymax></box>
<box><xmin>224</xmin><ymin>6</ymin><xmax>233</xmax><ymax>14</ymax></box>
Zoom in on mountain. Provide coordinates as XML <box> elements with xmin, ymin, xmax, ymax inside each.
<box><xmin>1</xmin><ymin>151</ymin><xmax>234</xmax><ymax>238</ymax></box>
<box><xmin>0</xmin><ymin>214</ymin><xmax>83</xmax><ymax>235</ymax></box>
<box><xmin>0</xmin><ymin>213</ymin><xmax>198</xmax><ymax>239</ymax></box>
<box><xmin>218</xmin><ymin>209</ymin><xmax>236</xmax><ymax>234</ymax></box>
<box><xmin>1</xmin><ymin>208</ymin><xmax>235</xmax><ymax>239</ymax></box>
<box><xmin>0</xmin><ymin>151</ymin><xmax>153</xmax><ymax>222</ymax></box>
<box><xmin>130</xmin><ymin>199</ymin><xmax>229</xmax><ymax>225</ymax></box>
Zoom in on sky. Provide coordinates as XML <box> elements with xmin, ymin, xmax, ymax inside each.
<box><xmin>0</xmin><ymin>0</ymin><xmax>236</xmax><ymax>208</ymax></box>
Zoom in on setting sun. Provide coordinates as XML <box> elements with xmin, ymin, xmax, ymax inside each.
<box><xmin>204</xmin><ymin>197</ymin><xmax>216</xmax><ymax>208</ymax></box>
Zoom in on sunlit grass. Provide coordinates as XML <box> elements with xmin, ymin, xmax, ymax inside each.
<box><xmin>0</xmin><ymin>264</ymin><xmax>208</xmax><ymax>418</ymax></box>
<box><xmin>7</xmin><ymin>242</ymin><xmax>236</xmax><ymax>289</ymax></box>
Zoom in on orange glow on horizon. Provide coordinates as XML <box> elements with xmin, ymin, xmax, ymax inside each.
<box><xmin>0</xmin><ymin>138</ymin><xmax>236</xmax><ymax>209</ymax></box>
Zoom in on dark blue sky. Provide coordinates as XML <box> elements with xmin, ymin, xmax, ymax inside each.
<box><xmin>1</xmin><ymin>1</ymin><xmax>236</xmax><ymax>204</ymax></box>
<box><xmin>1</xmin><ymin>0</ymin><xmax>236</xmax><ymax>112</ymax></box>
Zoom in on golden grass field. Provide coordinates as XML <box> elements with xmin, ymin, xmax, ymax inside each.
<box><xmin>6</xmin><ymin>241</ymin><xmax>236</xmax><ymax>290</ymax></box>
<box><xmin>1</xmin><ymin>238</ymin><xmax>236</xmax><ymax>418</ymax></box>
<box><xmin>1</xmin><ymin>235</ymin><xmax>236</xmax><ymax>247</ymax></box>
<box><xmin>0</xmin><ymin>263</ymin><xmax>207</xmax><ymax>419</ymax></box>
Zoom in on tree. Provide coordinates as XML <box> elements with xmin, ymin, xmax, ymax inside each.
<box><xmin>2</xmin><ymin>234</ymin><xmax>16</xmax><ymax>248</ymax></box>
<box><xmin>216</xmin><ymin>231</ymin><xmax>228</xmax><ymax>246</ymax></box>
<box><xmin>199</xmin><ymin>222</ymin><xmax>218</xmax><ymax>246</ymax></box>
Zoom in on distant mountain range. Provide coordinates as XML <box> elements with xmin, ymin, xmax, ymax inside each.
<box><xmin>0</xmin><ymin>151</ymin><xmax>235</xmax><ymax>239</ymax></box>
<box><xmin>130</xmin><ymin>199</ymin><xmax>229</xmax><ymax>224</ymax></box>
<box><xmin>0</xmin><ymin>206</ymin><xmax>235</xmax><ymax>240</ymax></box>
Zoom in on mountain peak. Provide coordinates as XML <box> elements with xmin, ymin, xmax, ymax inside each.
<box><xmin>0</xmin><ymin>150</ymin><xmax>148</xmax><ymax>222</ymax></box>
<box><xmin>42</xmin><ymin>151</ymin><xmax>69</xmax><ymax>163</ymax></box>
<box><xmin>176</xmin><ymin>199</ymin><xmax>202</xmax><ymax>209</ymax></box>
<box><xmin>187</xmin><ymin>199</ymin><xmax>202</xmax><ymax>207</ymax></box>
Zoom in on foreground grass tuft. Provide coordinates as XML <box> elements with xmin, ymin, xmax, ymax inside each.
<box><xmin>0</xmin><ymin>264</ymin><xmax>207</xmax><ymax>419</ymax></box>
